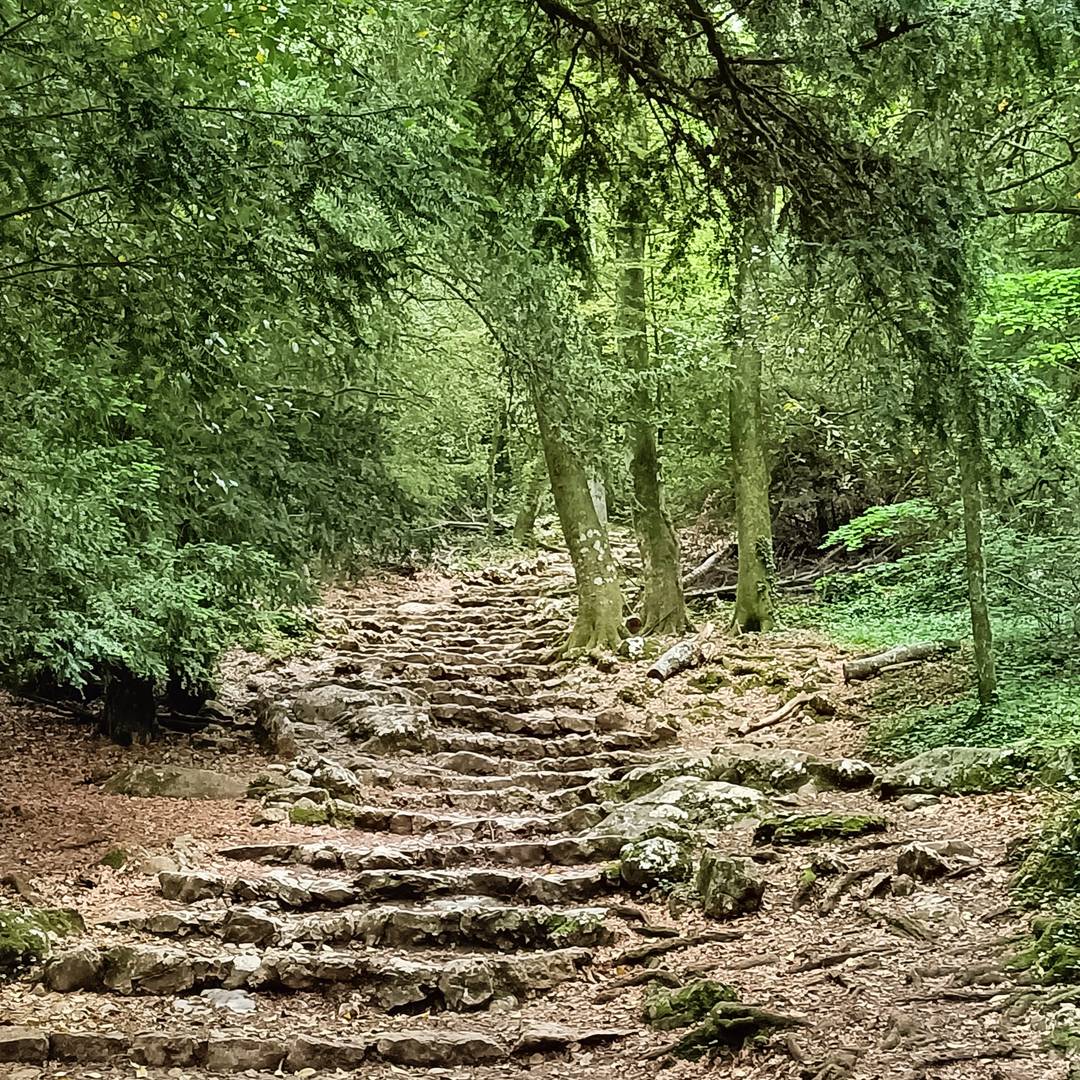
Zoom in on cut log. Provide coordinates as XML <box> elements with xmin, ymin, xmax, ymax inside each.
<box><xmin>646</xmin><ymin>624</ymin><xmax>715</xmax><ymax>682</ymax></box>
<box><xmin>842</xmin><ymin>640</ymin><xmax>960</xmax><ymax>682</ymax></box>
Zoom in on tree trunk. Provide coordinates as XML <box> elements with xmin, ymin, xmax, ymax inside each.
<box><xmin>618</xmin><ymin>186</ymin><xmax>688</xmax><ymax>634</ymax></box>
<box><xmin>729</xmin><ymin>202</ymin><xmax>776</xmax><ymax>632</ymax></box>
<box><xmin>512</xmin><ymin>456</ymin><xmax>546</xmax><ymax>545</ymax></box>
<box><xmin>100</xmin><ymin>665</ymin><xmax>158</xmax><ymax>746</ymax></box>
<box><xmin>955</xmin><ymin>406</ymin><xmax>997</xmax><ymax>705</ymax></box>
<box><xmin>533</xmin><ymin>394</ymin><xmax>623</xmax><ymax>654</ymax></box>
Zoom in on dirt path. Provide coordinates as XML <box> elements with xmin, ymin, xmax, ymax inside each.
<box><xmin>0</xmin><ymin>554</ymin><xmax>1065</xmax><ymax>1080</ymax></box>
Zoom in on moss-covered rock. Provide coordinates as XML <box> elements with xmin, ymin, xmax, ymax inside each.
<box><xmin>98</xmin><ymin>848</ymin><xmax>129</xmax><ymax>870</ymax></box>
<box><xmin>696</xmin><ymin>850</ymin><xmax>765</xmax><ymax>919</ymax></box>
<box><xmin>1009</xmin><ymin>914</ymin><xmax>1080</xmax><ymax>984</ymax></box>
<box><xmin>619</xmin><ymin>836</ymin><xmax>694</xmax><ymax>890</ymax></box>
<box><xmin>0</xmin><ymin>908</ymin><xmax>84</xmax><ymax>977</ymax></box>
<box><xmin>753</xmin><ymin>811</ymin><xmax>886</xmax><ymax>846</ymax></box>
<box><xmin>645</xmin><ymin>979</ymin><xmax>738</xmax><ymax>1030</ymax></box>
<box><xmin>103</xmin><ymin>764</ymin><xmax>247</xmax><ymax>800</ymax></box>
<box><xmin>287</xmin><ymin>800</ymin><xmax>331</xmax><ymax>826</ymax></box>
<box><xmin>875</xmin><ymin>746</ymin><xmax>1027</xmax><ymax>798</ymax></box>
<box><xmin>665</xmin><ymin>1002</ymin><xmax>807</xmax><ymax>1060</ymax></box>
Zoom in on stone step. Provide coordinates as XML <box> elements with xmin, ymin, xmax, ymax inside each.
<box><xmin>386</xmin><ymin>783</ymin><xmax>593</xmax><ymax>814</ymax></box>
<box><xmin>44</xmin><ymin>942</ymin><xmax>591</xmax><ymax>1008</ymax></box>
<box><xmin>219</xmin><ymin>833</ymin><xmax>627</xmax><ymax>874</ymax></box>
<box><xmin>107</xmin><ymin>899</ymin><xmax>615</xmax><ymax>950</ymax></box>
<box><xmin>427</xmin><ymin>703</ymin><xmax>596</xmax><ymax>736</ymax></box>
<box><xmin>401</xmin><ymin>763</ymin><xmax>603</xmax><ymax>793</ymax></box>
<box><xmin>0</xmin><ymin>1020</ymin><xmax>632</xmax><ymax>1071</ymax></box>
<box><xmin>427</xmin><ymin>688</ymin><xmax>592</xmax><ymax>713</ymax></box>
<box><xmin>350</xmin><ymin>867</ymin><xmax>616</xmax><ymax>904</ymax></box>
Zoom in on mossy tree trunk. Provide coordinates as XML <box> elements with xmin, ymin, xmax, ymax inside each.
<box><xmin>955</xmin><ymin>403</ymin><xmax>997</xmax><ymax>705</ymax></box>
<box><xmin>100</xmin><ymin>665</ymin><xmax>159</xmax><ymax>746</ymax></box>
<box><xmin>533</xmin><ymin>391</ymin><xmax>623</xmax><ymax>654</ymax></box>
<box><xmin>617</xmin><ymin>186</ymin><xmax>688</xmax><ymax>634</ymax></box>
<box><xmin>729</xmin><ymin>202</ymin><xmax>776</xmax><ymax>632</ymax></box>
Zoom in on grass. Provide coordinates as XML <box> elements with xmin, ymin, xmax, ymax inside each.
<box><xmin>787</xmin><ymin>591</ymin><xmax>1080</xmax><ymax>762</ymax></box>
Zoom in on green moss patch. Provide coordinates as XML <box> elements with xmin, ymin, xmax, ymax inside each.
<box><xmin>753</xmin><ymin>811</ymin><xmax>886</xmax><ymax>846</ymax></box>
<box><xmin>645</xmin><ymin>979</ymin><xmax>738</xmax><ymax>1031</ymax></box>
<box><xmin>0</xmin><ymin>907</ymin><xmax>84</xmax><ymax>977</ymax></box>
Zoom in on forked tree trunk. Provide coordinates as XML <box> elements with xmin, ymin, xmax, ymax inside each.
<box><xmin>533</xmin><ymin>393</ymin><xmax>623</xmax><ymax>654</ymax></box>
<box><xmin>955</xmin><ymin>405</ymin><xmax>997</xmax><ymax>705</ymax></box>
<box><xmin>729</xmin><ymin>202</ymin><xmax>776</xmax><ymax>632</ymax></box>
<box><xmin>100</xmin><ymin>665</ymin><xmax>158</xmax><ymax>746</ymax></box>
<box><xmin>617</xmin><ymin>188</ymin><xmax>688</xmax><ymax>634</ymax></box>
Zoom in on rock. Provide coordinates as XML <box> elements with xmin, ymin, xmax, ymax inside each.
<box><xmin>0</xmin><ymin>1027</ymin><xmax>48</xmax><ymax>1065</ymax></box>
<box><xmin>0</xmin><ymin>907</ymin><xmax>84</xmax><ymax>976</ymax></box>
<box><xmin>159</xmin><ymin>870</ymin><xmax>225</xmax><ymax>903</ymax></box>
<box><xmin>891</xmin><ymin>873</ymin><xmax>916</xmax><ymax>896</ymax></box>
<box><xmin>597</xmin><ymin>757</ymin><xmax>715</xmax><ymax>802</ymax></box>
<box><xmin>875</xmin><ymin>745</ymin><xmax>1027</xmax><ymax>797</ymax></box>
<box><xmin>103</xmin><ymin>764</ymin><xmax>246</xmax><ymax>800</ymax></box>
<box><xmin>138</xmin><ymin>855</ymin><xmax>179</xmax><ymax>875</ymax></box>
<box><xmin>292</xmin><ymin>684</ymin><xmax>376</xmax><ymax>723</ymax></box>
<box><xmin>200</xmin><ymin>988</ymin><xmax>257</xmax><ymax>1013</ymax></box>
<box><xmin>696</xmin><ymin>851</ymin><xmax>765</xmax><ymax>919</ymax></box>
<box><xmin>287</xmin><ymin>1033</ymin><xmax>367</xmax><ymax>1070</ymax></box>
<box><xmin>205</xmin><ymin>1035</ymin><xmax>286</xmax><ymax>1070</ymax></box>
<box><xmin>101</xmin><ymin>944</ymin><xmax>200</xmax><ymax>994</ymax></box>
<box><xmin>44</xmin><ymin>945</ymin><xmax>103</xmax><ymax>991</ymax></box>
<box><xmin>287</xmin><ymin>797</ymin><xmax>331</xmax><ymax>826</ymax></box>
<box><xmin>753</xmin><ymin>811</ymin><xmax>887</xmax><ymax>845</ymax></box>
<box><xmin>221</xmin><ymin>907</ymin><xmax>279</xmax><ymax>945</ymax></box>
<box><xmin>253</xmin><ymin>805</ymin><xmax>289</xmax><ymax>825</ymax></box>
<box><xmin>131</xmin><ymin>1032</ymin><xmax>203</xmax><ymax>1067</ymax></box>
<box><xmin>512</xmin><ymin>1023</ymin><xmax>631</xmax><ymax>1053</ymax></box>
<box><xmin>438</xmin><ymin>751</ymin><xmax>504</xmax><ymax>775</ymax></box>
<box><xmin>596</xmin><ymin>776</ymin><xmax>768</xmax><ymax>841</ymax></box>
<box><xmin>374</xmin><ymin>1031</ymin><xmax>505</xmax><ymax>1066</ymax></box>
<box><xmin>311</xmin><ymin>759</ymin><xmax>362</xmax><ymax>798</ymax></box>
<box><xmin>254</xmin><ymin>699</ymin><xmax>300</xmax><ymax>757</ymax></box>
<box><xmin>898</xmin><ymin>794</ymin><xmax>942</xmax><ymax>811</ymax></box>
<box><xmin>645</xmin><ymin>979</ymin><xmax>739</xmax><ymax>1030</ymax></box>
<box><xmin>619</xmin><ymin>836</ymin><xmax>694</xmax><ymax>890</ymax></box>
<box><xmin>347</xmin><ymin>704</ymin><xmax>435</xmax><ymax>754</ymax></box>
<box><xmin>49</xmin><ymin>1030</ymin><xmax>129</xmax><ymax>1062</ymax></box>
<box><xmin>896</xmin><ymin>843</ymin><xmax>952</xmax><ymax>881</ymax></box>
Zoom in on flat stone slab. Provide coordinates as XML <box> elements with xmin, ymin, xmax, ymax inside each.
<box><xmin>103</xmin><ymin>764</ymin><xmax>247</xmax><ymax>801</ymax></box>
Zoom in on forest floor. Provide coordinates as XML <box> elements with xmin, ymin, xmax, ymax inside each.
<box><xmin>0</xmin><ymin>549</ymin><xmax>1069</xmax><ymax>1080</ymax></box>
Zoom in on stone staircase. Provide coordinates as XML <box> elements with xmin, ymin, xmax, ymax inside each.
<box><xmin>6</xmin><ymin>556</ymin><xmax>684</xmax><ymax>1075</ymax></box>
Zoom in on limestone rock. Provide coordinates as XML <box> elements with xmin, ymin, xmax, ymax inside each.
<box><xmin>619</xmin><ymin>836</ymin><xmax>694</xmax><ymax>890</ymax></box>
<box><xmin>374</xmin><ymin>1031</ymin><xmax>504</xmax><ymax>1066</ymax></box>
<box><xmin>130</xmin><ymin>1032</ymin><xmax>203</xmax><ymax>1067</ymax></box>
<box><xmin>49</xmin><ymin>1030</ymin><xmax>129</xmax><ymax>1062</ymax></box>
<box><xmin>895</xmin><ymin>841</ymin><xmax>973</xmax><ymax>881</ymax></box>
<box><xmin>875</xmin><ymin>745</ymin><xmax>1027</xmax><ymax>797</ymax></box>
<box><xmin>0</xmin><ymin>1027</ymin><xmax>48</xmax><ymax>1065</ymax></box>
<box><xmin>220</xmin><ymin>908</ymin><xmax>278</xmax><ymax>945</ymax></box>
<box><xmin>346</xmin><ymin>704</ymin><xmax>436</xmax><ymax>754</ymax></box>
<box><xmin>696</xmin><ymin>850</ymin><xmax>765</xmax><ymax>919</ymax></box>
<box><xmin>287</xmin><ymin>1033</ymin><xmax>367</xmax><ymax>1070</ymax></box>
<box><xmin>159</xmin><ymin>870</ymin><xmax>225</xmax><ymax>903</ymax></box>
<box><xmin>512</xmin><ymin>1023</ymin><xmax>632</xmax><ymax>1053</ymax></box>
<box><xmin>205</xmin><ymin>1034</ymin><xmax>286</xmax><ymax>1071</ymax></box>
<box><xmin>596</xmin><ymin>776</ymin><xmax>768</xmax><ymax>841</ymax></box>
<box><xmin>44</xmin><ymin>945</ymin><xmax>103</xmax><ymax>992</ymax></box>
<box><xmin>291</xmin><ymin>684</ymin><xmax>376</xmax><ymax>723</ymax></box>
<box><xmin>103</xmin><ymin>764</ymin><xmax>246</xmax><ymax>801</ymax></box>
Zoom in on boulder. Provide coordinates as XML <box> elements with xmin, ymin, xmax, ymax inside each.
<box><xmin>0</xmin><ymin>1027</ymin><xmax>48</xmax><ymax>1065</ymax></box>
<box><xmin>159</xmin><ymin>871</ymin><xmax>225</xmax><ymax>903</ymax></box>
<box><xmin>44</xmin><ymin>945</ymin><xmax>103</xmax><ymax>992</ymax></box>
<box><xmin>875</xmin><ymin>745</ymin><xmax>1027</xmax><ymax>797</ymax></box>
<box><xmin>310</xmin><ymin>759</ymin><xmax>362</xmax><ymax>798</ymax></box>
<box><xmin>221</xmin><ymin>908</ymin><xmax>278</xmax><ymax>945</ymax></box>
<box><xmin>645</xmin><ymin>979</ymin><xmax>739</xmax><ymax>1030</ymax></box>
<box><xmin>619</xmin><ymin>836</ymin><xmax>694</xmax><ymax>890</ymax></box>
<box><xmin>345</xmin><ymin>704</ymin><xmax>435</xmax><ymax>754</ymax></box>
<box><xmin>103</xmin><ymin>764</ymin><xmax>246</xmax><ymax>801</ymax></box>
<box><xmin>596</xmin><ymin>757</ymin><xmax>715</xmax><ymax>802</ymax></box>
<box><xmin>595</xmin><ymin>776</ymin><xmax>768</xmax><ymax>841</ymax></box>
<box><xmin>696</xmin><ymin>851</ymin><xmax>765</xmax><ymax>919</ymax></box>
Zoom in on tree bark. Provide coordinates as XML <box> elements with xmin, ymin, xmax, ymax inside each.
<box><xmin>955</xmin><ymin>405</ymin><xmax>997</xmax><ymax>705</ymax></box>
<box><xmin>618</xmin><ymin>184</ymin><xmax>688</xmax><ymax>634</ymax></box>
<box><xmin>533</xmin><ymin>393</ymin><xmax>623</xmax><ymax>654</ymax></box>
<box><xmin>729</xmin><ymin>200</ymin><xmax>776</xmax><ymax>632</ymax></box>
<box><xmin>100</xmin><ymin>665</ymin><xmax>158</xmax><ymax>746</ymax></box>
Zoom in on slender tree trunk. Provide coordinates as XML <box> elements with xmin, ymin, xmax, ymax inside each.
<box><xmin>955</xmin><ymin>406</ymin><xmax>997</xmax><ymax>705</ymax></box>
<box><xmin>513</xmin><ymin>455</ymin><xmax>546</xmax><ymax>545</ymax></box>
<box><xmin>729</xmin><ymin>203</ymin><xmax>776</xmax><ymax>632</ymax></box>
<box><xmin>100</xmin><ymin>665</ymin><xmax>158</xmax><ymax>746</ymax></box>
<box><xmin>617</xmin><ymin>188</ymin><xmax>688</xmax><ymax>634</ymax></box>
<box><xmin>533</xmin><ymin>393</ymin><xmax>623</xmax><ymax>654</ymax></box>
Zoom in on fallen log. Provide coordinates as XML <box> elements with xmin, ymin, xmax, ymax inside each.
<box><xmin>842</xmin><ymin>640</ymin><xmax>960</xmax><ymax>682</ymax></box>
<box><xmin>739</xmin><ymin>692</ymin><xmax>815</xmax><ymax>735</ymax></box>
<box><xmin>682</xmin><ymin>550</ymin><xmax>725</xmax><ymax>588</ymax></box>
<box><xmin>646</xmin><ymin>624</ymin><xmax>715</xmax><ymax>682</ymax></box>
